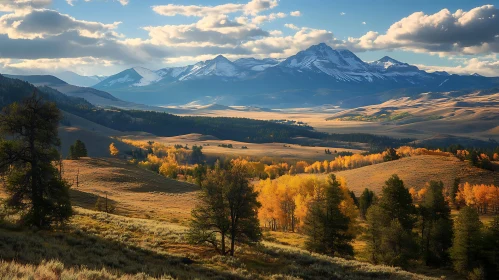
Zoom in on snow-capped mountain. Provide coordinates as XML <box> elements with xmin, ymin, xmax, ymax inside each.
<box><xmin>93</xmin><ymin>43</ymin><xmax>499</xmax><ymax>107</ymax></box>
<box><xmin>179</xmin><ymin>55</ymin><xmax>241</xmax><ymax>80</ymax></box>
<box><xmin>233</xmin><ymin>58</ymin><xmax>280</xmax><ymax>71</ymax></box>
<box><xmin>368</xmin><ymin>56</ymin><xmax>425</xmax><ymax>77</ymax></box>
<box><xmin>54</xmin><ymin>71</ymin><xmax>107</xmax><ymax>87</ymax></box>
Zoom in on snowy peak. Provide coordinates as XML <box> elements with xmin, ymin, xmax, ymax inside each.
<box><xmin>369</xmin><ymin>56</ymin><xmax>408</xmax><ymax>69</ymax></box>
<box><xmin>234</xmin><ymin>58</ymin><xmax>279</xmax><ymax>71</ymax></box>
<box><xmin>281</xmin><ymin>43</ymin><xmax>369</xmax><ymax>73</ymax></box>
<box><xmin>181</xmin><ymin>55</ymin><xmax>240</xmax><ymax>80</ymax></box>
<box><xmin>132</xmin><ymin>67</ymin><xmax>162</xmax><ymax>86</ymax></box>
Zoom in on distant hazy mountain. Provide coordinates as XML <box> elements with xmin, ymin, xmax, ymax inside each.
<box><xmin>93</xmin><ymin>43</ymin><xmax>499</xmax><ymax>107</ymax></box>
<box><xmin>55</xmin><ymin>71</ymin><xmax>107</xmax><ymax>87</ymax></box>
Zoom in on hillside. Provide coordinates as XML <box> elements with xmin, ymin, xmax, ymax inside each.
<box><xmin>63</xmin><ymin>158</ymin><xmax>199</xmax><ymax>223</ymax></box>
<box><xmin>0</xmin><ymin>207</ymin><xmax>437</xmax><ymax>280</ymax></box>
<box><xmin>323</xmin><ymin>155</ymin><xmax>499</xmax><ymax>194</ymax></box>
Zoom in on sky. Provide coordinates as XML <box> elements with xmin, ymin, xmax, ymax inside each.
<box><xmin>1</xmin><ymin>0</ymin><xmax>499</xmax><ymax>77</ymax></box>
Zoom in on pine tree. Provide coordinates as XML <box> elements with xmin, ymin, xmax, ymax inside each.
<box><xmin>379</xmin><ymin>175</ymin><xmax>416</xmax><ymax>231</ymax></box>
<box><xmin>450</xmin><ymin>206</ymin><xmax>483</xmax><ymax>275</ymax></box>
<box><xmin>419</xmin><ymin>181</ymin><xmax>453</xmax><ymax>266</ymax></box>
<box><xmin>0</xmin><ymin>93</ymin><xmax>72</xmax><ymax>228</ymax></box>
<box><xmin>359</xmin><ymin>188</ymin><xmax>375</xmax><ymax>220</ymax></box>
<box><xmin>304</xmin><ymin>174</ymin><xmax>354</xmax><ymax>257</ymax></box>
<box><xmin>74</xmin><ymin>140</ymin><xmax>87</xmax><ymax>157</ymax></box>
<box><xmin>365</xmin><ymin>174</ymin><xmax>418</xmax><ymax>267</ymax></box>
<box><xmin>450</xmin><ymin>178</ymin><xmax>460</xmax><ymax>208</ymax></box>
<box><xmin>68</xmin><ymin>139</ymin><xmax>87</xmax><ymax>160</ymax></box>
<box><xmin>482</xmin><ymin>216</ymin><xmax>499</xmax><ymax>279</ymax></box>
<box><xmin>188</xmin><ymin>161</ymin><xmax>261</xmax><ymax>256</ymax></box>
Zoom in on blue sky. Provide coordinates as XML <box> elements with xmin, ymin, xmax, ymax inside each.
<box><xmin>1</xmin><ymin>0</ymin><xmax>499</xmax><ymax>76</ymax></box>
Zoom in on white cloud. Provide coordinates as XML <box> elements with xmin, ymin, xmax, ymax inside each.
<box><xmin>347</xmin><ymin>5</ymin><xmax>499</xmax><ymax>55</ymax></box>
<box><xmin>290</xmin><ymin>11</ymin><xmax>301</xmax><ymax>17</ymax></box>
<box><xmin>0</xmin><ymin>9</ymin><xmax>121</xmax><ymax>39</ymax></box>
<box><xmin>284</xmin><ymin>23</ymin><xmax>299</xmax><ymax>30</ymax></box>
<box><xmin>416</xmin><ymin>55</ymin><xmax>499</xmax><ymax>77</ymax></box>
<box><xmin>66</xmin><ymin>0</ymin><xmax>129</xmax><ymax>6</ymax></box>
<box><xmin>153</xmin><ymin>0</ymin><xmax>278</xmax><ymax>17</ymax></box>
<box><xmin>252</xmin><ymin>12</ymin><xmax>286</xmax><ymax>24</ymax></box>
<box><xmin>362</xmin><ymin>22</ymin><xmax>366</xmax><ymax>25</ymax></box>
<box><xmin>0</xmin><ymin>0</ymin><xmax>51</xmax><ymax>11</ymax></box>
<box><xmin>340</xmin><ymin>12</ymin><xmax>345</xmax><ymax>16</ymax></box>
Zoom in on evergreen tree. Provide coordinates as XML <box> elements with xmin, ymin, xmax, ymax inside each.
<box><xmin>482</xmin><ymin>216</ymin><xmax>499</xmax><ymax>279</ymax></box>
<box><xmin>304</xmin><ymin>174</ymin><xmax>354</xmax><ymax>257</ymax></box>
<box><xmin>450</xmin><ymin>178</ymin><xmax>460</xmax><ymax>208</ymax></box>
<box><xmin>419</xmin><ymin>181</ymin><xmax>453</xmax><ymax>266</ymax></box>
<box><xmin>383</xmin><ymin>148</ymin><xmax>400</xmax><ymax>162</ymax></box>
<box><xmin>188</xmin><ymin>162</ymin><xmax>261</xmax><ymax>256</ymax></box>
<box><xmin>0</xmin><ymin>93</ymin><xmax>72</xmax><ymax>228</ymax></box>
<box><xmin>379</xmin><ymin>175</ymin><xmax>416</xmax><ymax>231</ymax></box>
<box><xmin>74</xmin><ymin>140</ymin><xmax>87</xmax><ymax>157</ymax></box>
<box><xmin>359</xmin><ymin>188</ymin><xmax>375</xmax><ymax>220</ymax></box>
<box><xmin>365</xmin><ymin>175</ymin><xmax>418</xmax><ymax>267</ymax></box>
<box><xmin>190</xmin><ymin>145</ymin><xmax>204</xmax><ymax>164</ymax></box>
<box><xmin>450</xmin><ymin>206</ymin><xmax>483</xmax><ymax>275</ymax></box>
<box><xmin>68</xmin><ymin>139</ymin><xmax>87</xmax><ymax>159</ymax></box>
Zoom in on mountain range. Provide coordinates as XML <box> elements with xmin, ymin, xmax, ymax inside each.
<box><xmin>92</xmin><ymin>43</ymin><xmax>499</xmax><ymax>107</ymax></box>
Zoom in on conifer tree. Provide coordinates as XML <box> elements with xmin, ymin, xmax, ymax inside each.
<box><xmin>0</xmin><ymin>93</ymin><xmax>72</xmax><ymax>228</ymax></box>
<box><xmin>450</xmin><ymin>206</ymin><xmax>483</xmax><ymax>275</ymax></box>
<box><xmin>304</xmin><ymin>174</ymin><xmax>354</xmax><ymax>257</ymax></box>
<box><xmin>365</xmin><ymin>175</ymin><xmax>418</xmax><ymax>267</ymax></box>
<box><xmin>359</xmin><ymin>188</ymin><xmax>375</xmax><ymax>220</ymax></box>
<box><xmin>419</xmin><ymin>181</ymin><xmax>453</xmax><ymax>266</ymax></box>
<box><xmin>188</xmin><ymin>161</ymin><xmax>261</xmax><ymax>256</ymax></box>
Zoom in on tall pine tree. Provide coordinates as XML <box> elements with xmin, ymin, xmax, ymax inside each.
<box><xmin>0</xmin><ymin>93</ymin><xmax>72</xmax><ymax>228</ymax></box>
<box><xmin>304</xmin><ymin>174</ymin><xmax>354</xmax><ymax>257</ymax></box>
<box><xmin>418</xmin><ymin>181</ymin><xmax>453</xmax><ymax>266</ymax></box>
<box><xmin>450</xmin><ymin>206</ymin><xmax>483</xmax><ymax>275</ymax></box>
<box><xmin>188</xmin><ymin>161</ymin><xmax>261</xmax><ymax>256</ymax></box>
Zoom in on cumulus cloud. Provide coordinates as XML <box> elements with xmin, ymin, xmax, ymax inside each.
<box><xmin>284</xmin><ymin>23</ymin><xmax>299</xmax><ymax>30</ymax></box>
<box><xmin>0</xmin><ymin>9</ymin><xmax>121</xmax><ymax>39</ymax></box>
<box><xmin>0</xmin><ymin>0</ymin><xmax>51</xmax><ymax>11</ymax></box>
<box><xmin>362</xmin><ymin>22</ymin><xmax>366</xmax><ymax>25</ymax></box>
<box><xmin>153</xmin><ymin>0</ymin><xmax>278</xmax><ymax>17</ymax></box>
<box><xmin>66</xmin><ymin>0</ymin><xmax>129</xmax><ymax>6</ymax></box>
<box><xmin>2</xmin><ymin>2</ymin><xmax>499</xmax><ymax>77</ymax></box>
<box><xmin>416</xmin><ymin>55</ymin><xmax>499</xmax><ymax>77</ymax></box>
<box><xmin>348</xmin><ymin>5</ymin><xmax>499</xmax><ymax>54</ymax></box>
<box><xmin>252</xmin><ymin>12</ymin><xmax>286</xmax><ymax>24</ymax></box>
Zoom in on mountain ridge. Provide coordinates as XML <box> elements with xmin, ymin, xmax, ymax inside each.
<box><xmin>89</xmin><ymin>43</ymin><xmax>499</xmax><ymax>107</ymax></box>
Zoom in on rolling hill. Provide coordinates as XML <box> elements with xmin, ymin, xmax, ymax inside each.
<box><xmin>312</xmin><ymin>155</ymin><xmax>499</xmax><ymax>195</ymax></box>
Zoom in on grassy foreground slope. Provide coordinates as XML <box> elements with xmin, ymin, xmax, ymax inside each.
<box><xmin>63</xmin><ymin>158</ymin><xmax>199</xmax><ymax>223</ymax></box>
<box><xmin>330</xmin><ymin>155</ymin><xmax>499</xmax><ymax>194</ymax></box>
<box><xmin>0</xmin><ymin>208</ymin><xmax>437</xmax><ymax>280</ymax></box>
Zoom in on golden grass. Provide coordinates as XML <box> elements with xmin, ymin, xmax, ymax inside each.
<box><xmin>306</xmin><ymin>155</ymin><xmax>499</xmax><ymax>195</ymax></box>
<box><xmin>0</xmin><ymin>207</ymin><xmax>440</xmax><ymax>280</ymax></box>
<box><xmin>63</xmin><ymin>158</ymin><xmax>199</xmax><ymax>224</ymax></box>
<box><xmin>122</xmin><ymin>134</ymin><xmax>363</xmax><ymax>162</ymax></box>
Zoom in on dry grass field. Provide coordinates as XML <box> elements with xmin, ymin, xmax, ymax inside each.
<box><xmin>0</xmin><ymin>207</ymin><xmax>440</xmax><ymax>280</ymax></box>
<box><xmin>176</xmin><ymin>91</ymin><xmax>499</xmax><ymax>141</ymax></box>
<box><xmin>123</xmin><ymin>133</ymin><xmax>363</xmax><ymax>162</ymax></box>
<box><xmin>63</xmin><ymin>158</ymin><xmax>199</xmax><ymax>224</ymax></box>
<box><xmin>309</xmin><ymin>155</ymin><xmax>499</xmax><ymax>195</ymax></box>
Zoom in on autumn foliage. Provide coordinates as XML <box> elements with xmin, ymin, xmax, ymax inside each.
<box><xmin>255</xmin><ymin>175</ymin><xmax>358</xmax><ymax>233</ymax></box>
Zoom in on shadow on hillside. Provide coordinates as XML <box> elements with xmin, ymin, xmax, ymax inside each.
<box><xmin>70</xmin><ymin>189</ymin><xmax>108</xmax><ymax>210</ymax></box>
<box><xmin>0</xmin><ymin>226</ymin><xmax>241</xmax><ymax>279</ymax></box>
<box><xmin>78</xmin><ymin>157</ymin><xmax>200</xmax><ymax>194</ymax></box>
